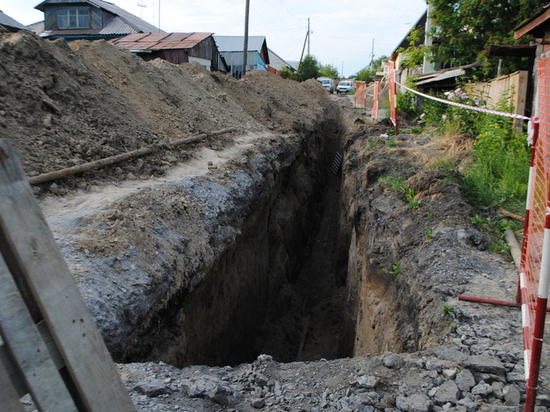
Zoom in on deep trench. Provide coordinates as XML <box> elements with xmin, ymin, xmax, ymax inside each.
<box><xmin>128</xmin><ymin>121</ymin><xmax>354</xmax><ymax>368</ymax></box>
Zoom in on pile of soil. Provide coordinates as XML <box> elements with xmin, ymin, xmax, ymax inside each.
<box><xmin>0</xmin><ymin>30</ymin><xmax>331</xmax><ymax>194</ymax></box>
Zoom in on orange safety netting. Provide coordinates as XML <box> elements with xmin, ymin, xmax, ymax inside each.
<box><xmin>521</xmin><ymin>57</ymin><xmax>550</xmax><ymax>387</ymax></box>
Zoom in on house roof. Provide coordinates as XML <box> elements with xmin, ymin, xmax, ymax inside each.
<box><xmin>0</xmin><ymin>10</ymin><xmax>30</xmax><ymax>31</ymax></box>
<box><xmin>514</xmin><ymin>3</ymin><xmax>550</xmax><ymax>40</ymax></box>
<box><xmin>214</xmin><ymin>35</ymin><xmax>266</xmax><ymax>52</ymax></box>
<box><xmin>391</xmin><ymin>10</ymin><xmax>427</xmax><ymax>56</ymax></box>
<box><xmin>267</xmin><ymin>48</ymin><xmax>295</xmax><ymax>71</ymax></box>
<box><xmin>34</xmin><ymin>0</ymin><xmax>162</xmax><ymax>34</ymax></box>
<box><xmin>214</xmin><ymin>35</ymin><xmax>269</xmax><ymax>65</ymax></box>
<box><xmin>110</xmin><ymin>32</ymin><xmax>213</xmax><ymax>51</ymax></box>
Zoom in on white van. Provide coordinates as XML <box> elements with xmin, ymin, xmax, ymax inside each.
<box><xmin>317</xmin><ymin>77</ymin><xmax>334</xmax><ymax>93</ymax></box>
<box><xmin>336</xmin><ymin>80</ymin><xmax>354</xmax><ymax>94</ymax></box>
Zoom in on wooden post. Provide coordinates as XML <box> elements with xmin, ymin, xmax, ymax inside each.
<box><xmin>243</xmin><ymin>0</ymin><xmax>250</xmax><ymax>78</ymax></box>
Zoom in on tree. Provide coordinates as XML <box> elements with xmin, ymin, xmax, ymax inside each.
<box><xmin>428</xmin><ymin>0</ymin><xmax>547</xmax><ymax>77</ymax></box>
<box><xmin>281</xmin><ymin>65</ymin><xmax>296</xmax><ymax>80</ymax></box>
<box><xmin>355</xmin><ymin>55</ymin><xmax>388</xmax><ymax>82</ymax></box>
<box><xmin>319</xmin><ymin>64</ymin><xmax>339</xmax><ymax>79</ymax></box>
<box><xmin>397</xmin><ymin>27</ymin><xmax>429</xmax><ymax>69</ymax></box>
<box><xmin>296</xmin><ymin>55</ymin><xmax>320</xmax><ymax>82</ymax></box>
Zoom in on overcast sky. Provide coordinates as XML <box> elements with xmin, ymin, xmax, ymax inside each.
<box><xmin>3</xmin><ymin>0</ymin><xmax>427</xmax><ymax>77</ymax></box>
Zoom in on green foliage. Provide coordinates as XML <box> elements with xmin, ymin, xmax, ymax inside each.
<box><xmin>380</xmin><ymin>175</ymin><xmax>420</xmax><ymax>209</ymax></box>
<box><xmin>428</xmin><ymin>0</ymin><xmax>547</xmax><ymax>77</ymax></box>
<box><xmin>281</xmin><ymin>65</ymin><xmax>296</xmax><ymax>80</ymax></box>
<box><xmin>424</xmin><ymin>227</ymin><xmax>433</xmax><ymax>239</ymax></box>
<box><xmin>380</xmin><ymin>175</ymin><xmax>404</xmax><ymax>191</ymax></box>
<box><xmin>297</xmin><ymin>54</ymin><xmax>320</xmax><ymax>82</ymax></box>
<box><xmin>397</xmin><ymin>27</ymin><xmax>429</xmax><ymax>69</ymax></box>
<box><xmin>442</xmin><ymin>305</ymin><xmax>456</xmax><ymax>316</ymax></box>
<box><xmin>420</xmin><ymin>87</ymin><xmax>485</xmax><ymax>136</ymax></box>
<box><xmin>397</xmin><ymin>77</ymin><xmax>419</xmax><ymax>118</ymax></box>
<box><xmin>460</xmin><ymin>93</ymin><xmax>529</xmax><ymax>212</ymax></box>
<box><xmin>391</xmin><ymin>261</ymin><xmax>401</xmax><ymax>277</ymax></box>
<box><xmin>404</xmin><ymin>186</ymin><xmax>420</xmax><ymax>209</ymax></box>
<box><xmin>354</xmin><ymin>55</ymin><xmax>388</xmax><ymax>82</ymax></box>
<box><xmin>319</xmin><ymin>64</ymin><xmax>339</xmax><ymax>79</ymax></box>
<box><xmin>365</xmin><ymin>140</ymin><xmax>382</xmax><ymax>151</ymax></box>
<box><xmin>470</xmin><ymin>215</ymin><xmax>512</xmax><ymax>255</ymax></box>
<box><xmin>417</xmin><ymin>86</ymin><xmax>530</xmax><ymax>213</ymax></box>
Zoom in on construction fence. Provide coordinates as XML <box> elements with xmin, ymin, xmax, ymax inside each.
<box><xmin>382</xmin><ymin>57</ymin><xmax>549</xmax><ymax>412</ymax></box>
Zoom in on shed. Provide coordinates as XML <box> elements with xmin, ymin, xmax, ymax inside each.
<box><xmin>214</xmin><ymin>35</ymin><xmax>270</xmax><ymax>78</ymax></box>
<box><xmin>32</xmin><ymin>0</ymin><xmax>162</xmax><ymax>41</ymax></box>
<box><xmin>110</xmin><ymin>32</ymin><xmax>228</xmax><ymax>72</ymax></box>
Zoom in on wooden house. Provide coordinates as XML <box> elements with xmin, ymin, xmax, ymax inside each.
<box><xmin>32</xmin><ymin>0</ymin><xmax>161</xmax><ymax>41</ymax></box>
<box><xmin>110</xmin><ymin>32</ymin><xmax>228</xmax><ymax>73</ymax></box>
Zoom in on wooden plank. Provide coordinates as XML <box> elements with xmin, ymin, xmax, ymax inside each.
<box><xmin>0</xmin><ymin>342</ymin><xmax>27</xmax><ymax>398</ymax></box>
<box><xmin>0</xmin><ymin>254</ymin><xmax>78</xmax><ymax>411</ymax></box>
<box><xmin>0</xmin><ymin>140</ymin><xmax>135</xmax><ymax>412</ymax></box>
<box><xmin>0</xmin><ymin>320</ymin><xmax>66</xmax><ymax>400</ymax></box>
<box><xmin>0</xmin><ymin>357</ymin><xmax>25</xmax><ymax>412</ymax></box>
<box><xmin>514</xmin><ymin>8</ymin><xmax>550</xmax><ymax>40</ymax></box>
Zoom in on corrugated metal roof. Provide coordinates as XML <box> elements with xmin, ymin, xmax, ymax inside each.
<box><xmin>100</xmin><ymin>17</ymin><xmax>137</xmax><ymax>35</ymax></box>
<box><xmin>0</xmin><ymin>10</ymin><xmax>30</xmax><ymax>31</ymax></box>
<box><xmin>34</xmin><ymin>0</ymin><xmax>162</xmax><ymax>34</ymax></box>
<box><xmin>110</xmin><ymin>32</ymin><xmax>212</xmax><ymax>51</ymax></box>
<box><xmin>213</xmin><ymin>35</ymin><xmax>266</xmax><ymax>52</ymax></box>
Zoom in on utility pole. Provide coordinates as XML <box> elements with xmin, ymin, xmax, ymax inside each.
<box><xmin>422</xmin><ymin>2</ymin><xmax>433</xmax><ymax>74</ymax></box>
<box><xmin>370</xmin><ymin>38</ymin><xmax>374</xmax><ymax>68</ymax></box>
<box><xmin>243</xmin><ymin>0</ymin><xmax>250</xmax><ymax>78</ymax></box>
<box><xmin>307</xmin><ymin>18</ymin><xmax>310</xmax><ymax>56</ymax></box>
<box><xmin>158</xmin><ymin>0</ymin><xmax>161</xmax><ymax>32</ymax></box>
<box><xmin>298</xmin><ymin>18</ymin><xmax>310</xmax><ymax>69</ymax></box>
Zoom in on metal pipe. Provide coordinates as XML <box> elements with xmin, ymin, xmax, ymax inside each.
<box><xmin>458</xmin><ymin>295</ymin><xmax>550</xmax><ymax>312</ymax></box>
<box><xmin>28</xmin><ymin>147</ymin><xmax>153</xmax><ymax>185</ymax></box>
<box><xmin>28</xmin><ymin>127</ymin><xmax>236</xmax><ymax>186</ymax></box>
<box><xmin>458</xmin><ymin>295</ymin><xmax>521</xmax><ymax>309</ymax></box>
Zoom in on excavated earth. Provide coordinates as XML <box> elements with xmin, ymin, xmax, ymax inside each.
<box><xmin>2</xmin><ymin>28</ymin><xmax>550</xmax><ymax>411</ymax></box>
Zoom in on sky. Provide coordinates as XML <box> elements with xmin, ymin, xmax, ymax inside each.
<box><xmin>2</xmin><ymin>0</ymin><xmax>427</xmax><ymax>78</ymax></box>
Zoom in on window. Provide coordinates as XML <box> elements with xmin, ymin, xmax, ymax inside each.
<box><xmin>57</xmin><ymin>8</ymin><xmax>90</xmax><ymax>29</ymax></box>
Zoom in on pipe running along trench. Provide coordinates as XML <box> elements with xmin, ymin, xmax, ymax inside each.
<box><xmin>27</xmin><ymin>128</ymin><xmax>236</xmax><ymax>186</ymax></box>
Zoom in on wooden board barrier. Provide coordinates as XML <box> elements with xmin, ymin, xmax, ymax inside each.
<box><xmin>0</xmin><ymin>139</ymin><xmax>135</xmax><ymax>411</ymax></box>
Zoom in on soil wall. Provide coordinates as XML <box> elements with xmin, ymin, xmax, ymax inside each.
<box><xmin>119</xmin><ymin>130</ymin><xmax>331</xmax><ymax>367</ymax></box>
<box><xmin>339</xmin><ymin>129</ymin><xmax>479</xmax><ymax>357</ymax></box>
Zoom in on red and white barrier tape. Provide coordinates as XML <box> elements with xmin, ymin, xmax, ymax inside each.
<box><xmin>395</xmin><ymin>81</ymin><xmax>532</xmax><ymax>121</ymax></box>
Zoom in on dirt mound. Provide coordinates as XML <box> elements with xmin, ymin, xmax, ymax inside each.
<box><xmin>0</xmin><ymin>30</ymin><xmax>332</xmax><ymax>195</ymax></box>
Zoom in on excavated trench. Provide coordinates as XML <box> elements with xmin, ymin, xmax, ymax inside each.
<box><xmin>113</xmin><ymin>118</ymin><xmax>450</xmax><ymax>369</ymax></box>
<box><xmin>119</xmin><ymin>121</ymin><xmax>355</xmax><ymax>368</ymax></box>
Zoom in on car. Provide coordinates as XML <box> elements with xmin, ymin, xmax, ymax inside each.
<box><xmin>336</xmin><ymin>80</ymin><xmax>354</xmax><ymax>94</ymax></box>
<box><xmin>317</xmin><ymin>77</ymin><xmax>334</xmax><ymax>93</ymax></box>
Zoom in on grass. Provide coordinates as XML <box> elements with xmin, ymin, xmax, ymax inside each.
<box><xmin>416</xmin><ymin>89</ymin><xmax>529</xmax><ymax>215</ymax></box>
<box><xmin>404</xmin><ymin>186</ymin><xmax>420</xmax><ymax>209</ymax></box>
<box><xmin>365</xmin><ymin>140</ymin><xmax>382</xmax><ymax>151</ymax></box>
<box><xmin>380</xmin><ymin>175</ymin><xmax>420</xmax><ymax>209</ymax></box>
<box><xmin>390</xmin><ymin>261</ymin><xmax>401</xmax><ymax>277</ymax></box>
<box><xmin>442</xmin><ymin>305</ymin><xmax>456</xmax><ymax>316</ymax></box>
<box><xmin>470</xmin><ymin>215</ymin><xmax>512</xmax><ymax>255</ymax></box>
